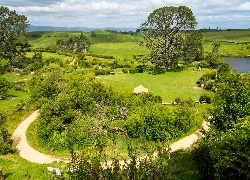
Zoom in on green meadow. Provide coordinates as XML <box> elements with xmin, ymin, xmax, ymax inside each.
<box><xmin>98</xmin><ymin>67</ymin><xmax>213</xmax><ymax>102</ymax></box>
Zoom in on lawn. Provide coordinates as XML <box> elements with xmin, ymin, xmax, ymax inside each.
<box><xmin>26</xmin><ymin>52</ymin><xmax>74</xmax><ymax>63</ymax></box>
<box><xmin>90</xmin><ymin>42</ymin><xmax>149</xmax><ymax>61</ymax></box>
<box><xmin>97</xmin><ymin>67</ymin><xmax>213</xmax><ymax>102</ymax></box>
<box><xmin>0</xmin><ymin>154</ymin><xmax>63</xmax><ymax>180</ymax></box>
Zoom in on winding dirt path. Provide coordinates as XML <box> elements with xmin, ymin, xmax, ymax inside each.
<box><xmin>12</xmin><ymin>110</ymin><xmax>65</xmax><ymax>164</ymax></box>
<box><xmin>12</xmin><ymin>110</ymin><xmax>209</xmax><ymax>164</ymax></box>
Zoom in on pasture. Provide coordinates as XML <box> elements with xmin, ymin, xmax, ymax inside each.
<box><xmin>98</xmin><ymin>67</ymin><xmax>213</xmax><ymax>102</ymax></box>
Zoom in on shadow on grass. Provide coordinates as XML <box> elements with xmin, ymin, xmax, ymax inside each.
<box><xmin>4</xmin><ymin>172</ymin><xmax>12</xmax><ymax>179</ymax></box>
<box><xmin>148</xmin><ymin>66</ymin><xmax>187</xmax><ymax>75</ymax></box>
<box><xmin>169</xmin><ymin>149</ymin><xmax>201</xmax><ymax>180</ymax></box>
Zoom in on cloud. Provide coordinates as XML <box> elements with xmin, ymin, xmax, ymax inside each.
<box><xmin>2</xmin><ymin>0</ymin><xmax>250</xmax><ymax>29</ymax></box>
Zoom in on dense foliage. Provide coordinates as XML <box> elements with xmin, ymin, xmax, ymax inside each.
<box><xmin>0</xmin><ymin>6</ymin><xmax>30</xmax><ymax>69</ymax></box>
<box><xmin>191</xmin><ymin>71</ymin><xmax>250</xmax><ymax>179</ymax></box>
<box><xmin>0</xmin><ymin>76</ymin><xmax>12</xmax><ymax>99</ymax></box>
<box><xmin>56</xmin><ymin>33</ymin><xmax>90</xmax><ymax>54</ymax></box>
<box><xmin>29</xmin><ymin>68</ymin><xmax>197</xmax><ymax>153</ymax></box>
<box><xmin>0</xmin><ymin>112</ymin><xmax>13</xmax><ymax>155</ymax></box>
<box><xmin>211</xmin><ymin>73</ymin><xmax>250</xmax><ymax>131</ymax></box>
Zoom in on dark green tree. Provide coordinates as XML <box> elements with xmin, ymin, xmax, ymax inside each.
<box><xmin>0</xmin><ymin>112</ymin><xmax>13</xmax><ymax>155</ymax></box>
<box><xmin>0</xmin><ymin>6</ymin><xmax>30</xmax><ymax>69</ymax></box>
<box><xmin>0</xmin><ymin>76</ymin><xmax>12</xmax><ymax>99</ymax></box>
<box><xmin>182</xmin><ymin>31</ymin><xmax>204</xmax><ymax>64</ymax></box>
<box><xmin>56</xmin><ymin>33</ymin><xmax>90</xmax><ymax>54</ymax></box>
<box><xmin>212</xmin><ymin>40</ymin><xmax>220</xmax><ymax>54</ymax></box>
<box><xmin>140</xmin><ymin>6</ymin><xmax>198</xmax><ymax>70</ymax></box>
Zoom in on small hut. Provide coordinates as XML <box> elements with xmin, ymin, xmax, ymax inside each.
<box><xmin>133</xmin><ymin>85</ymin><xmax>148</xmax><ymax>94</ymax></box>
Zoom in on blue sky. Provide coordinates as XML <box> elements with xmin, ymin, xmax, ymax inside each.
<box><xmin>1</xmin><ymin>0</ymin><xmax>250</xmax><ymax>29</ymax></box>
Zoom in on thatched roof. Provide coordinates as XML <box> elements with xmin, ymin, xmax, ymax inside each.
<box><xmin>133</xmin><ymin>85</ymin><xmax>148</xmax><ymax>94</ymax></box>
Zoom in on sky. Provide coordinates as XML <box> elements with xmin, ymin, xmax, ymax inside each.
<box><xmin>1</xmin><ymin>0</ymin><xmax>250</xmax><ymax>29</ymax></box>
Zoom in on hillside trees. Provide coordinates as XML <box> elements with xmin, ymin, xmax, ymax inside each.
<box><xmin>56</xmin><ymin>33</ymin><xmax>90</xmax><ymax>54</ymax></box>
<box><xmin>0</xmin><ymin>6</ymin><xmax>30</xmax><ymax>69</ymax></box>
<box><xmin>140</xmin><ymin>6</ymin><xmax>201</xmax><ymax>70</ymax></box>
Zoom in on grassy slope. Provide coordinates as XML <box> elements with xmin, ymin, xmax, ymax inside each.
<box><xmin>203</xmin><ymin>30</ymin><xmax>250</xmax><ymax>57</ymax></box>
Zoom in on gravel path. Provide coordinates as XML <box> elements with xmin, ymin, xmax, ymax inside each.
<box><xmin>12</xmin><ymin>110</ymin><xmax>209</xmax><ymax>164</ymax></box>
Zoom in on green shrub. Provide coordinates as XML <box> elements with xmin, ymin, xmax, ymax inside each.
<box><xmin>199</xmin><ymin>94</ymin><xmax>211</xmax><ymax>103</ymax></box>
<box><xmin>0</xmin><ymin>76</ymin><xmax>12</xmax><ymax>99</ymax></box>
<box><xmin>192</xmin><ymin>118</ymin><xmax>250</xmax><ymax>180</ymax></box>
<box><xmin>191</xmin><ymin>134</ymin><xmax>215</xmax><ymax>180</ymax></box>
<box><xmin>0</xmin><ymin>112</ymin><xmax>13</xmax><ymax>155</ymax></box>
<box><xmin>94</xmin><ymin>68</ymin><xmax>114</xmax><ymax>76</ymax></box>
<box><xmin>125</xmin><ymin>104</ymin><xmax>194</xmax><ymax>142</ymax></box>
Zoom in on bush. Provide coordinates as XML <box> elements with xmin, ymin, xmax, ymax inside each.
<box><xmin>0</xmin><ymin>112</ymin><xmax>13</xmax><ymax>155</ymax></box>
<box><xmin>94</xmin><ymin>68</ymin><xmax>114</xmax><ymax>76</ymax></box>
<box><xmin>125</xmin><ymin>103</ymin><xmax>194</xmax><ymax>141</ymax></box>
<box><xmin>191</xmin><ymin>135</ymin><xmax>216</xmax><ymax>180</ymax></box>
<box><xmin>199</xmin><ymin>94</ymin><xmax>211</xmax><ymax>103</ymax></box>
<box><xmin>192</xmin><ymin>118</ymin><xmax>250</xmax><ymax>180</ymax></box>
<box><xmin>0</xmin><ymin>76</ymin><xmax>12</xmax><ymax>99</ymax></box>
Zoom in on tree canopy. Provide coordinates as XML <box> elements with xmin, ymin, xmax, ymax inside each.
<box><xmin>140</xmin><ymin>6</ymin><xmax>202</xmax><ymax>70</ymax></box>
<box><xmin>0</xmin><ymin>6</ymin><xmax>30</xmax><ymax>69</ymax></box>
<box><xmin>56</xmin><ymin>33</ymin><xmax>90</xmax><ymax>54</ymax></box>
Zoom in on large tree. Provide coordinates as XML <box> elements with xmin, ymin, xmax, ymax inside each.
<box><xmin>0</xmin><ymin>6</ymin><xmax>30</xmax><ymax>69</ymax></box>
<box><xmin>140</xmin><ymin>6</ymin><xmax>200</xmax><ymax>70</ymax></box>
<box><xmin>56</xmin><ymin>33</ymin><xmax>90</xmax><ymax>54</ymax></box>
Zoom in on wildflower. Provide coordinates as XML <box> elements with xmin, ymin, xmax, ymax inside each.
<box><xmin>54</xmin><ymin>168</ymin><xmax>62</xmax><ymax>176</ymax></box>
<box><xmin>47</xmin><ymin>167</ymin><xmax>53</xmax><ymax>172</ymax></box>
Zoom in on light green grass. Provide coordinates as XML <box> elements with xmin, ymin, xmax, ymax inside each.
<box><xmin>97</xmin><ymin>67</ymin><xmax>214</xmax><ymax>102</ymax></box>
<box><xmin>202</xmin><ymin>30</ymin><xmax>250</xmax><ymax>42</ymax></box>
<box><xmin>0</xmin><ymin>154</ymin><xmax>65</xmax><ymax>179</ymax></box>
<box><xmin>0</xmin><ymin>90</ymin><xmax>29</xmax><ymax>112</ymax></box>
<box><xmin>1</xmin><ymin>73</ymin><xmax>31</xmax><ymax>83</ymax></box>
<box><xmin>0</xmin><ymin>74</ymin><xmax>31</xmax><ymax>112</ymax></box>
<box><xmin>90</xmin><ymin>42</ymin><xmax>149</xmax><ymax>61</ymax></box>
<box><xmin>26</xmin><ymin>52</ymin><xmax>74</xmax><ymax>63</ymax></box>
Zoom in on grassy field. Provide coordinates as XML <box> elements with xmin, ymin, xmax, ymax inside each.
<box><xmin>97</xmin><ymin>67</ymin><xmax>213</xmax><ymax>102</ymax></box>
<box><xmin>26</xmin><ymin>52</ymin><xmax>74</xmax><ymax>63</ymax></box>
<box><xmin>28</xmin><ymin>30</ymin><xmax>250</xmax><ymax>60</ymax></box>
<box><xmin>0</xmin><ymin>154</ymin><xmax>62</xmax><ymax>179</ymax></box>
<box><xmin>0</xmin><ymin>73</ymin><xmax>31</xmax><ymax>112</ymax></box>
<box><xmin>202</xmin><ymin>30</ymin><xmax>250</xmax><ymax>57</ymax></box>
<box><xmin>90</xmin><ymin>42</ymin><xmax>149</xmax><ymax>61</ymax></box>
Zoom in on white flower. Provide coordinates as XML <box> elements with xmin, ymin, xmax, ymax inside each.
<box><xmin>47</xmin><ymin>167</ymin><xmax>54</xmax><ymax>172</ymax></box>
<box><xmin>54</xmin><ymin>168</ymin><xmax>62</xmax><ymax>176</ymax></box>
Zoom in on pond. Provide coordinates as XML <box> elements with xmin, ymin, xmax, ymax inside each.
<box><xmin>224</xmin><ymin>57</ymin><xmax>250</xmax><ymax>73</ymax></box>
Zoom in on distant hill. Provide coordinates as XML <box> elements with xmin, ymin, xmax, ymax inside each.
<box><xmin>28</xmin><ymin>25</ymin><xmax>137</xmax><ymax>32</ymax></box>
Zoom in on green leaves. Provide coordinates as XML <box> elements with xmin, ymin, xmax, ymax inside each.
<box><xmin>0</xmin><ymin>6</ymin><xmax>30</xmax><ymax>68</ymax></box>
<box><xmin>0</xmin><ymin>76</ymin><xmax>12</xmax><ymax>99</ymax></box>
<box><xmin>211</xmin><ymin>73</ymin><xmax>250</xmax><ymax>131</ymax></box>
<box><xmin>140</xmin><ymin>6</ymin><xmax>200</xmax><ymax>70</ymax></box>
<box><xmin>56</xmin><ymin>33</ymin><xmax>90</xmax><ymax>54</ymax></box>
